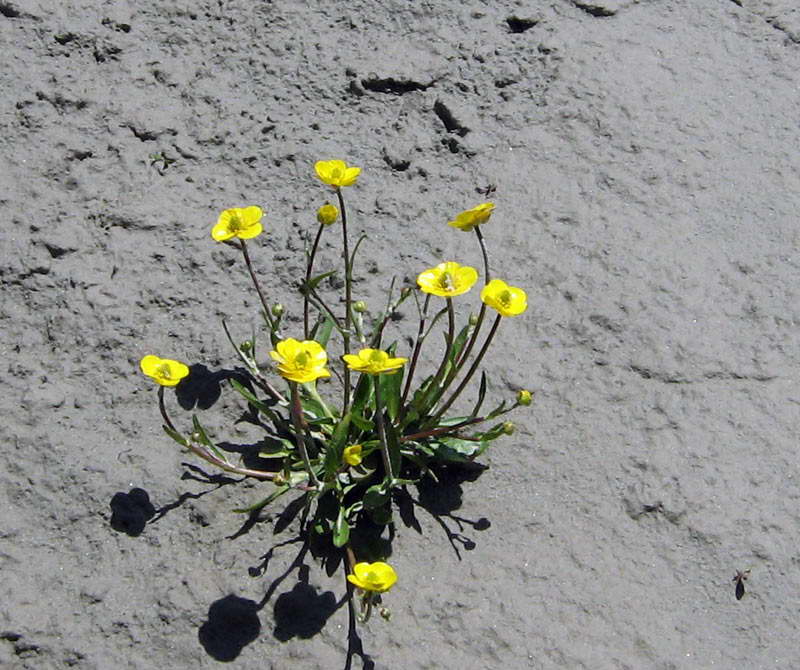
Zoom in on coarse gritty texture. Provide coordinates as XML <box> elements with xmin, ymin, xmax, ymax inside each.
<box><xmin>1</xmin><ymin>1</ymin><xmax>799</xmax><ymax>668</ymax></box>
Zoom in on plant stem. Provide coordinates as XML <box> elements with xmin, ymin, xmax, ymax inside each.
<box><xmin>304</xmin><ymin>222</ymin><xmax>326</xmax><ymax>339</ymax></box>
<box><xmin>421</xmin><ymin>298</ymin><xmax>456</xmax><ymax>412</ymax></box>
<box><xmin>373</xmin><ymin>376</ymin><xmax>395</xmax><ymax>482</ymax></box>
<box><xmin>455</xmin><ymin>227</ymin><xmax>491</xmax><ymax>369</ymax></box>
<box><xmin>400</xmin><ymin>293</ymin><xmax>431</xmax><ymax>412</ymax></box>
<box><xmin>432</xmin><ymin>313</ymin><xmax>502</xmax><ymax>422</ymax></box>
<box><xmin>290</xmin><ymin>382</ymin><xmax>319</xmax><ymax>487</ymax></box>
<box><xmin>240</xmin><ymin>239</ymin><xmax>275</xmax><ymax>332</ymax></box>
<box><xmin>337</xmin><ymin>187</ymin><xmax>352</xmax><ymax>414</ymax></box>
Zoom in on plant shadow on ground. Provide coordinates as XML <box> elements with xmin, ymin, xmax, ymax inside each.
<box><xmin>118</xmin><ymin>364</ymin><xmax>493</xmax><ymax>667</ymax></box>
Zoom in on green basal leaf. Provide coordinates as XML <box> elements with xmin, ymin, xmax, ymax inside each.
<box><xmin>350</xmin><ymin>372</ymin><xmax>372</xmax><ymax>416</ymax></box>
<box><xmin>350</xmin><ymin>410</ymin><xmax>374</xmax><ymax>433</ymax></box>
<box><xmin>449</xmin><ymin>323</ymin><xmax>471</xmax><ymax>366</ymax></box>
<box><xmin>323</xmin><ymin>413</ymin><xmax>352</xmax><ymax>476</ymax></box>
<box><xmin>384</xmin><ymin>415</ymin><xmax>402</xmax><ymax>479</ymax></box>
<box><xmin>312</xmin><ymin>312</ymin><xmax>336</xmax><ymax>349</ymax></box>
<box><xmin>191</xmin><ymin>415</ymin><xmax>226</xmax><ymax>461</ymax></box>
<box><xmin>363</xmin><ymin>483</ymin><xmax>390</xmax><ymax>510</ymax></box>
<box><xmin>289</xmin><ymin>470</ymin><xmax>311</xmax><ymax>486</ymax></box>
<box><xmin>333</xmin><ymin>506</ymin><xmax>350</xmax><ymax>547</ymax></box>
<box><xmin>163</xmin><ymin>425</ymin><xmax>190</xmax><ymax>447</ymax></box>
<box><xmin>432</xmin><ymin>436</ymin><xmax>485</xmax><ymax>462</ymax></box>
<box><xmin>229</xmin><ymin>378</ymin><xmax>283</xmax><ymax>424</ymax></box>
<box><xmin>469</xmin><ymin>371</ymin><xmax>488</xmax><ymax>419</ymax></box>
<box><xmin>380</xmin><ymin>367</ymin><xmax>404</xmax><ymax>422</ymax></box>
<box><xmin>232</xmin><ymin>485</ymin><xmax>289</xmax><ymax>513</ymax></box>
<box><xmin>257</xmin><ymin>436</ymin><xmax>294</xmax><ymax>459</ymax></box>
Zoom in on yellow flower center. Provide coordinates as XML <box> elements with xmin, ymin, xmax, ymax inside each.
<box><xmin>499</xmin><ymin>289</ymin><xmax>512</xmax><ymax>306</ymax></box>
<box><xmin>295</xmin><ymin>351</ymin><xmax>310</xmax><ymax>368</ymax></box>
<box><xmin>157</xmin><ymin>363</ymin><xmax>172</xmax><ymax>380</ymax></box>
<box><xmin>227</xmin><ymin>213</ymin><xmax>242</xmax><ymax>232</ymax></box>
<box><xmin>438</xmin><ymin>272</ymin><xmax>455</xmax><ymax>291</ymax></box>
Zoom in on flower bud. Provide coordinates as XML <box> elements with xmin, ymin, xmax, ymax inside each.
<box><xmin>316</xmin><ymin>203</ymin><xmax>339</xmax><ymax>226</ymax></box>
<box><xmin>271</xmin><ymin>303</ymin><xmax>284</xmax><ymax>317</ymax></box>
<box><xmin>502</xmin><ymin>421</ymin><xmax>515</xmax><ymax>436</ymax></box>
<box><xmin>468</xmin><ymin>313</ymin><xmax>479</xmax><ymax>326</ymax></box>
<box><xmin>517</xmin><ymin>389</ymin><xmax>533</xmax><ymax>406</ymax></box>
<box><xmin>239</xmin><ymin>340</ymin><xmax>253</xmax><ymax>353</ymax></box>
<box><xmin>353</xmin><ymin>300</ymin><xmax>367</xmax><ymax>313</ymax></box>
<box><xmin>273</xmin><ymin>472</ymin><xmax>287</xmax><ymax>486</ymax></box>
<box><xmin>190</xmin><ymin>431</ymin><xmax>202</xmax><ymax>442</ymax></box>
<box><xmin>379</xmin><ymin>607</ymin><xmax>392</xmax><ymax>621</ymax></box>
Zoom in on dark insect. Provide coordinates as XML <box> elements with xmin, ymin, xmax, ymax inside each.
<box><xmin>733</xmin><ymin>569</ymin><xmax>750</xmax><ymax>601</ymax></box>
<box><xmin>477</xmin><ymin>183</ymin><xmax>497</xmax><ymax>197</ymax></box>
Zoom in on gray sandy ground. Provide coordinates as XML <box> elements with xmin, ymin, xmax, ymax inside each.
<box><xmin>1</xmin><ymin>1</ymin><xmax>799</xmax><ymax>668</ymax></box>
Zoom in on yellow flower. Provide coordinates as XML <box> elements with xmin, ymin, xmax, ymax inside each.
<box><xmin>517</xmin><ymin>389</ymin><xmax>533</xmax><ymax>406</ymax></box>
<box><xmin>269</xmin><ymin>338</ymin><xmax>331</xmax><ymax>384</ymax></box>
<box><xmin>315</xmin><ymin>159</ymin><xmax>361</xmax><ymax>188</ymax></box>
<box><xmin>343</xmin><ymin>444</ymin><xmax>363</xmax><ymax>467</ymax></box>
<box><xmin>211</xmin><ymin>206</ymin><xmax>264</xmax><ymax>241</ymax></box>
<box><xmin>140</xmin><ymin>355</ymin><xmax>189</xmax><ymax>387</ymax></box>
<box><xmin>447</xmin><ymin>202</ymin><xmax>495</xmax><ymax>232</ymax></box>
<box><xmin>342</xmin><ymin>348</ymin><xmax>407</xmax><ymax>375</ymax></box>
<box><xmin>417</xmin><ymin>261</ymin><xmax>478</xmax><ymax>298</ymax></box>
<box><xmin>480</xmin><ymin>279</ymin><xmax>527</xmax><ymax>317</ymax></box>
<box><xmin>347</xmin><ymin>562</ymin><xmax>397</xmax><ymax>593</ymax></box>
<box><xmin>316</xmin><ymin>203</ymin><xmax>339</xmax><ymax>225</ymax></box>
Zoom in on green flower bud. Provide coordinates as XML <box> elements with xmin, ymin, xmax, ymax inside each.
<box><xmin>239</xmin><ymin>340</ymin><xmax>253</xmax><ymax>353</ymax></box>
<box><xmin>502</xmin><ymin>421</ymin><xmax>515</xmax><ymax>436</ymax></box>
<box><xmin>190</xmin><ymin>431</ymin><xmax>202</xmax><ymax>442</ymax></box>
<box><xmin>317</xmin><ymin>203</ymin><xmax>339</xmax><ymax>226</ymax></box>
<box><xmin>271</xmin><ymin>303</ymin><xmax>284</xmax><ymax>317</ymax></box>
<box><xmin>517</xmin><ymin>389</ymin><xmax>533</xmax><ymax>406</ymax></box>
<box><xmin>379</xmin><ymin>607</ymin><xmax>392</xmax><ymax>621</ymax></box>
<box><xmin>469</xmin><ymin>313</ymin><xmax>479</xmax><ymax>326</ymax></box>
<box><xmin>273</xmin><ymin>472</ymin><xmax>287</xmax><ymax>486</ymax></box>
<box><xmin>353</xmin><ymin>300</ymin><xmax>367</xmax><ymax>313</ymax></box>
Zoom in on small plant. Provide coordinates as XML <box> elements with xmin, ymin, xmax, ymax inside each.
<box><xmin>140</xmin><ymin>159</ymin><xmax>531</xmax><ymax>630</ymax></box>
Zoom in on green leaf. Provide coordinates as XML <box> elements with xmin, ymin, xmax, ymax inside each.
<box><xmin>350</xmin><ymin>410</ymin><xmax>374</xmax><ymax>433</ymax></box>
<box><xmin>432</xmin><ymin>436</ymin><xmax>484</xmax><ymax>462</ymax></box>
<box><xmin>333</xmin><ymin>506</ymin><xmax>350</xmax><ymax>547</ymax></box>
<box><xmin>380</xmin><ymin>368</ymin><xmax>404</xmax><ymax>422</ymax></box>
<box><xmin>162</xmin><ymin>425</ymin><xmax>189</xmax><ymax>447</ymax></box>
<box><xmin>232</xmin><ymin>485</ymin><xmax>289</xmax><ymax>513</ymax></box>
<box><xmin>257</xmin><ymin>436</ymin><xmax>294</xmax><ymax>459</ymax></box>
<box><xmin>363</xmin><ymin>483</ymin><xmax>390</xmax><ymax>510</ymax></box>
<box><xmin>350</xmin><ymin>372</ymin><xmax>373</xmax><ymax>416</ymax></box>
<box><xmin>191</xmin><ymin>415</ymin><xmax>226</xmax><ymax>461</ymax></box>
<box><xmin>305</xmin><ymin>270</ymin><xmax>337</xmax><ymax>293</ymax></box>
<box><xmin>485</xmin><ymin>399</ymin><xmax>509</xmax><ymax>421</ymax></box>
<box><xmin>323</xmin><ymin>413</ymin><xmax>352</xmax><ymax>476</ymax></box>
<box><xmin>311</xmin><ymin>313</ymin><xmax>336</xmax><ymax>349</ymax></box>
<box><xmin>469</xmin><ymin>371</ymin><xmax>488</xmax><ymax>419</ymax></box>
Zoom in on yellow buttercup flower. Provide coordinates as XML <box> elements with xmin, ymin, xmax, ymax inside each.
<box><xmin>343</xmin><ymin>444</ymin><xmax>363</xmax><ymax>467</ymax></box>
<box><xmin>447</xmin><ymin>202</ymin><xmax>495</xmax><ymax>232</ymax></box>
<box><xmin>211</xmin><ymin>206</ymin><xmax>264</xmax><ymax>241</ymax></box>
<box><xmin>480</xmin><ymin>279</ymin><xmax>527</xmax><ymax>316</ymax></box>
<box><xmin>315</xmin><ymin>160</ymin><xmax>361</xmax><ymax>188</ymax></box>
<box><xmin>269</xmin><ymin>338</ymin><xmax>331</xmax><ymax>384</ymax></box>
<box><xmin>347</xmin><ymin>562</ymin><xmax>397</xmax><ymax>593</ymax></box>
<box><xmin>417</xmin><ymin>261</ymin><xmax>478</xmax><ymax>298</ymax></box>
<box><xmin>140</xmin><ymin>355</ymin><xmax>190</xmax><ymax>387</ymax></box>
<box><xmin>316</xmin><ymin>203</ymin><xmax>339</xmax><ymax>225</ymax></box>
<box><xmin>342</xmin><ymin>348</ymin><xmax>407</xmax><ymax>375</ymax></box>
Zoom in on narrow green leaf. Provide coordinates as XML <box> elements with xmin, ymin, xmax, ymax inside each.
<box><xmin>191</xmin><ymin>415</ymin><xmax>226</xmax><ymax>461</ymax></box>
<box><xmin>379</xmin><ymin>368</ymin><xmax>404</xmax><ymax>422</ymax></box>
<box><xmin>350</xmin><ymin>411</ymin><xmax>374</xmax><ymax>433</ymax></box>
<box><xmin>469</xmin><ymin>371</ymin><xmax>488</xmax><ymax>419</ymax></box>
<box><xmin>163</xmin><ymin>425</ymin><xmax>189</xmax><ymax>447</ymax></box>
<box><xmin>333</xmin><ymin>506</ymin><xmax>350</xmax><ymax>547</ymax></box>
<box><xmin>305</xmin><ymin>270</ymin><xmax>337</xmax><ymax>293</ymax></box>
<box><xmin>232</xmin><ymin>485</ymin><xmax>289</xmax><ymax>513</ymax></box>
<box><xmin>363</xmin><ymin>483</ymin><xmax>390</xmax><ymax>510</ymax></box>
